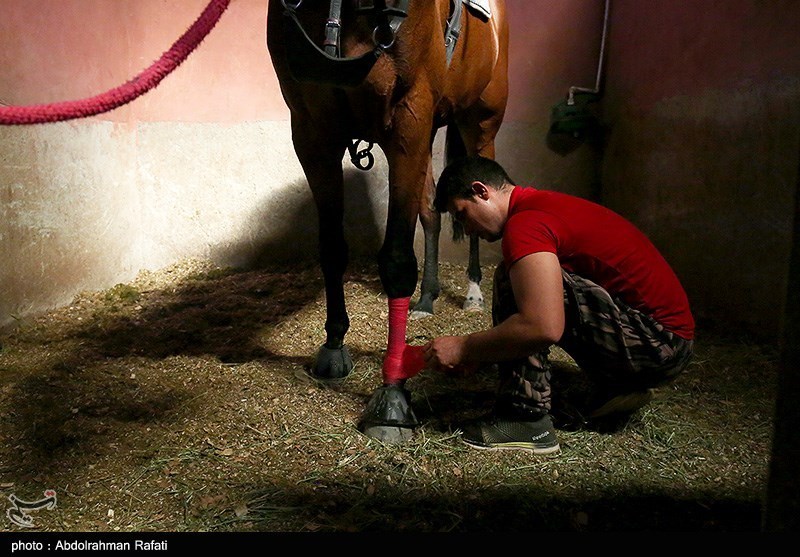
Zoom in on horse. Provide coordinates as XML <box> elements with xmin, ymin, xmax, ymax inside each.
<box><xmin>267</xmin><ymin>0</ymin><xmax>508</xmax><ymax>442</ymax></box>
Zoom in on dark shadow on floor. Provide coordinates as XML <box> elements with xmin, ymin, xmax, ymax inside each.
<box><xmin>237</xmin><ymin>482</ymin><xmax>762</xmax><ymax>532</ymax></box>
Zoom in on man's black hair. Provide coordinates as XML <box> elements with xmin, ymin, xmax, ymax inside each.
<box><xmin>434</xmin><ymin>156</ymin><xmax>515</xmax><ymax>213</ymax></box>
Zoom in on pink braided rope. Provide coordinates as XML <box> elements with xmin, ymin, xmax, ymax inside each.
<box><xmin>0</xmin><ymin>0</ymin><xmax>231</xmax><ymax>125</ymax></box>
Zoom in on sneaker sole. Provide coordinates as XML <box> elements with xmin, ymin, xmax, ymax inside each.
<box><xmin>461</xmin><ymin>438</ymin><xmax>561</xmax><ymax>455</ymax></box>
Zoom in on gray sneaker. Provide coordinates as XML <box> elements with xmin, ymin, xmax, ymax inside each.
<box><xmin>460</xmin><ymin>414</ymin><xmax>560</xmax><ymax>455</ymax></box>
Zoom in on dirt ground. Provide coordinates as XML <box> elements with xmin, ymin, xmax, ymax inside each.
<box><xmin>0</xmin><ymin>258</ymin><xmax>778</xmax><ymax>532</ymax></box>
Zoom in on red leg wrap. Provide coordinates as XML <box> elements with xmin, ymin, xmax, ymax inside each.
<box><xmin>382</xmin><ymin>297</ymin><xmax>426</xmax><ymax>383</ymax></box>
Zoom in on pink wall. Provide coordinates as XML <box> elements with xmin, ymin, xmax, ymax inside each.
<box><xmin>1</xmin><ymin>0</ymin><xmax>608</xmax><ymax>327</ymax></box>
<box><xmin>2</xmin><ymin>0</ymin><xmax>604</xmax><ymax>125</ymax></box>
<box><xmin>604</xmin><ymin>1</ymin><xmax>796</xmax><ymax>109</ymax></box>
<box><xmin>6</xmin><ymin>0</ymin><xmax>798</xmax><ymax>337</ymax></box>
<box><xmin>505</xmin><ymin>1</ymin><xmax>605</xmax><ymax>123</ymax></box>
<box><xmin>601</xmin><ymin>0</ymin><xmax>800</xmax><ymax>337</ymax></box>
<box><xmin>0</xmin><ymin>0</ymin><xmax>286</xmax><ymax>122</ymax></box>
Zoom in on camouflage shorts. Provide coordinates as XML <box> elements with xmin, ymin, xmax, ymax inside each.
<box><xmin>492</xmin><ymin>262</ymin><xmax>694</xmax><ymax>417</ymax></box>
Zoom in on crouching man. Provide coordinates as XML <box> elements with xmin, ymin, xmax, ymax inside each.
<box><xmin>423</xmin><ymin>156</ymin><xmax>695</xmax><ymax>454</ymax></box>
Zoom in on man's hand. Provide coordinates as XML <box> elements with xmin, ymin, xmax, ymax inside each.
<box><xmin>423</xmin><ymin>336</ymin><xmax>479</xmax><ymax>374</ymax></box>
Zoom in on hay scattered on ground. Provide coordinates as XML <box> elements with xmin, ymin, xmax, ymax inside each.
<box><xmin>0</xmin><ymin>258</ymin><xmax>778</xmax><ymax>532</ymax></box>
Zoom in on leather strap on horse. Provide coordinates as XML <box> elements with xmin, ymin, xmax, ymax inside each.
<box><xmin>348</xmin><ymin>1</ymin><xmax>461</xmax><ymax>170</ymax></box>
<box><xmin>324</xmin><ymin>0</ymin><xmax>344</xmax><ymax>56</ymax></box>
<box><xmin>283</xmin><ymin>1</ymin><xmax>462</xmax><ymax>171</ymax></box>
<box><xmin>0</xmin><ymin>0</ymin><xmax>230</xmax><ymax>126</ymax></box>
<box><xmin>281</xmin><ymin>0</ymin><xmax>409</xmax><ymax>87</ymax></box>
<box><xmin>444</xmin><ymin>0</ymin><xmax>464</xmax><ymax>67</ymax></box>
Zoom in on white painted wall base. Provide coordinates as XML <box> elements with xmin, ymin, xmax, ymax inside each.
<box><xmin>5</xmin><ymin>121</ymin><xmax>577</xmax><ymax>327</ymax></box>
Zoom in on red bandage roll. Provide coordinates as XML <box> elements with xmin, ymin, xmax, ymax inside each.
<box><xmin>382</xmin><ymin>297</ymin><xmax>427</xmax><ymax>383</ymax></box>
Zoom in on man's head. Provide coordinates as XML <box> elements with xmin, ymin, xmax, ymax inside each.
<box><xmin>434</xmin><ymin>156</ymin><xmax>515</xmax><ymax>242</ymax></box>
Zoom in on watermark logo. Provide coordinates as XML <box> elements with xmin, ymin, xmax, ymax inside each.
<box><xmin>6</xmin><ymin>490</ymin><xmax>57</xmax><ymax>528</ymax></box>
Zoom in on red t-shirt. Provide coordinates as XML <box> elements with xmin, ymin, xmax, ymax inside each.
<box><xmin>502</xmin><ymin>186</ymin><xmax>695</xmax><ymax>340</ymax></box>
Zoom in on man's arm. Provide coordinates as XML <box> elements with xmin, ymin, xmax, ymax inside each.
<box><xmin>423</xmin><ymin>251</ymin><xmax>564</xmax><ymax>369</ymax></box>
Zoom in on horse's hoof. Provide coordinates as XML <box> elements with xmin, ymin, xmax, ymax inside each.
<box><xmin>463</xmin><ymin>297</ymin><xmax>485</xmax><ymax>312</ymax></box>
<box><xmin>358</xmin><ymin>384</ymin><xmax>418</xmax><ymax>443</ymax></box>
<box><xmin>410</xmin><ymin>295</ymin><xmax>435</xmax><ymax>319</ymax></box>
<box><xmin>463</xmin><ymin>281</ymin><xmax>484</xmax><ymax>312</ymax></box>
<box><xmin>409</xmin><ymin>309</ymin><xmax>434</xmax><ymax>320</ymax></box>
<box><xmin>312</xmin><ymin>344</ymin><xmax>353</xmax><ymax>380</ymax></box>
<box><xmin>360</xmin><ymin>425</ymin><xmax>415</xmax><ymax>444</ymax></box>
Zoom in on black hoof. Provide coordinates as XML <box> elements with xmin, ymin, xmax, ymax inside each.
<box><xmin>312</xmin><ymin>344</ymin><xmax>353</xmax><ymax>380</ymax></box>
<box><xmin>361</xmin><ymin>424</ymin><xmax>414</xmax><ymax>444</ymax></box>
<box><xmin>409</xmin><ymin>294</ymin><xmax>435</xmax><ymax>320</ymax></box>
<box><xmin>358</xmin><ymin>384</ymin><xmax>418</xmax><ymax>444</ymax></box>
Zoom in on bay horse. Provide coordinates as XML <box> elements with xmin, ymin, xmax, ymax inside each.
<box><xmin>267</xmin><ymin>0</ymin><xmax>508</xmax><ymax>441</ymax></box>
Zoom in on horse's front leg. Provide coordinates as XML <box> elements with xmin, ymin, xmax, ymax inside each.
<box><xmin>359</xmin><ymin>118</ymin><xmax>433</xmax><ymax>443</ymax></box>
<box><xmin>292</xmin><ymin>119</ymin><xmax>353</xmax><ymax>379</ymax></box>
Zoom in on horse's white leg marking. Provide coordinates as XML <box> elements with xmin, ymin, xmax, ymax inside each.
<box><xmin>463</xmin><ymin>280</ymin><xmax>484</xmax><ymax>312</ymax></box>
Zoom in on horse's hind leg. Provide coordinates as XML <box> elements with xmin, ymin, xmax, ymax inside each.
<box><xmin>410</xmin><ymin>157</ymin><xmax>440</xmax><ymax>319</ymax></box>
<box><xmin>464</xmin><ymin>235</ymin><xmax>484</xmax><ymax>311</ymax></box>
<box><xmin>443</xmin><ymin>122</ymin><xmax>486</xmax><ymax>312</ymax></box>
<box><xmin>456</xmin><ymin>8</ymin><xmax>509</xmax><ymax>312</ymax></box>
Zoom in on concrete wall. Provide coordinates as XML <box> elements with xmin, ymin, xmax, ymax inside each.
<box><xmin>600</xmin><ymin>0</ymin><xmax>800</xmax><ymax>338</ymax></box>
<box><xmin>1</xmin><ymin>0</ymin><xmax>604</xmax><ymax>328</ymax></box>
